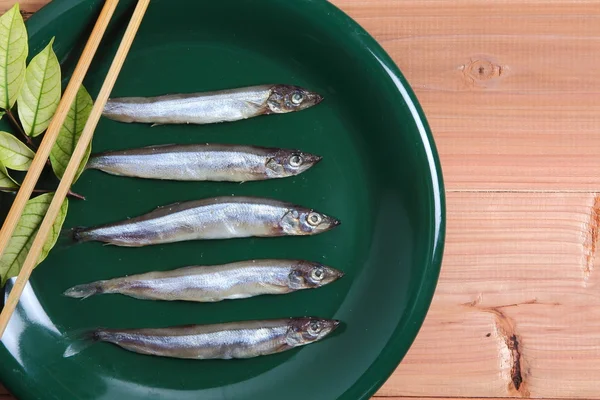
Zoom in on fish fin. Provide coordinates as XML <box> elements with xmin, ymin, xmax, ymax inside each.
<box><xmin>63</xmin><ymin>281</ymin><xmax>105</xmax><ymax>299</ymax></box>
<box><xmin>141</xmin><ymin>143</ymin><xmax>176</xmax><ymax>149</ymax></box>
<box><xmin>154</xmin><ymin>202</ymin><xmax>182</xmax><ymax>211</ymax></box>
<box><xmin>274</xmin><ymin>343</ymin><xmax>292</xmax><ymax>354</ymax></box>
<box><xmin>63</xmin><ymin>330</ymin><xmax>99</xmax><ymax>358</ymax></box>
<box><xmin>56</xmin><ymin>232</ymin><xmax>75</xmax><ymax>250</ymax></box>
<box><xmin>65</xmin><ymin>226</ymin><xmax>89</xmax><ymax>244</ymax></box>
<box><xmin>57</xmin><ymin>226</ymin><xmax>89</xmax><ymax>249</ymax></box>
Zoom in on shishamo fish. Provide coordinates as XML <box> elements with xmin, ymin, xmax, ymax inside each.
<box><xmin>71</xmin><ymin>197</ymin><xmax>340</xmax><ymax>247</ymax></box>
<box><xmin>63</xmin><ymin>259</ymin><xmax>344</xmax><ymax>302</ymax></box>
<box><xmin>86</xmin><ymin>144</ymin><xmax>322</xmax><ymax>182</ymax></box>
<box><xmin>102</xmin><ymin>84</ymin><xmax>323</xmax><ymax>125</ymax></box>
<box><xmin>63</xmin><ymin>317</ymin><xmax>340</xmax><ymax>359</ymax></box>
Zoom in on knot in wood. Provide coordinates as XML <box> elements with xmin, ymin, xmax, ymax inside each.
<box><xmin>461</xmin><ymin>57</ymin><xmax>505</xmax><ymax>88</ymax></box>
<box><xmin>466</xmin><ymin>59</ymin><xmax>502</xmax><ymax>81</ymax></box>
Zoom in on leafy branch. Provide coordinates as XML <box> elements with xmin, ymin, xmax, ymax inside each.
<box><xmin>0</xmin><ymin>4</ymin><xmax>95</xmax><ymax>285</ymax></box>
<box><xmin>5</xmin><ymin>108</ymin><xmax>33</xmax><ymax>148</ymax></box>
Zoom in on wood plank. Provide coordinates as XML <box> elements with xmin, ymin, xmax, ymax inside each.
<box><xmin>377</xmin><ymin>192</ymin><xmax>600</xmax><ymax>398</ymax></box>
<box><xmin>335</xmin><ymin>0</ymin><xmax>600</xmax><ymax>191</ymax></box>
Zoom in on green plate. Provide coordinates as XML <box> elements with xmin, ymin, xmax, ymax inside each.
<box><xmin>0</xmin><ymin>0</ymin><xmax>445</xmax><ymax>398</ymax></box>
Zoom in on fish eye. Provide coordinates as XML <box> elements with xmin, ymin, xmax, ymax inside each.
<box><xmin>291</xmin><ymin>91</ymin><xmax>304</xmax><ymax>104</ymax></box>
<box><xmin>311</xmin><ymin>266</ymin><xmax>325</xmax><ymax>281</ymax></box>
<box><xmin>307</xmin><ymin>212</ymin><xmax>322</xmax><ymax>226</ymax></box>
<box><xmin>288</xmin><ymin>154</ymin><xmax>303</xmax><ymax>167</ymax></box>
<box><xmin>308</xmin><ymin>321</ymin><xmax>322</xmax><ymax>335</ymax></box>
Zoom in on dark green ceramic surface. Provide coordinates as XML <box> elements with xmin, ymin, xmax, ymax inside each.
<box><xmin>0</xmin><ymin>0</ymin><xmax>445</xmax><ymax>399</ymax></box>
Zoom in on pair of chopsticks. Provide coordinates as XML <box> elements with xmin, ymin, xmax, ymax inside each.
<box><xmin>0</xmin><ymin>0</ymin><xmax>151</xmax><ymax>338</ymax></box>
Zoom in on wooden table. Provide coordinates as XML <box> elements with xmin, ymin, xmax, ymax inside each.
<box><xmin>2</xmin><ymin>0</ymin><xmax>600</xmax><ymax>399</ymax></box>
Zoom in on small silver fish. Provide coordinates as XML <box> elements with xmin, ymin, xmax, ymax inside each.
<box><xmin>102</xmin><ymin>84</ymin><xmax>323</xmax><ymax>125</ymax></box>
<box><xmin>71</xmin><ymin>197</ymin><xmax>340</xmax><ymax>247</ymax></box>
<box><xmin>64</xmin><ymin>317</ymin><xmax>340</xmax><ymax>359</ymax></box>
<box><xmin>63</xmin><ymin>259</ymin><xmax>344</xmax><ymax>302</ymax></box>
<box><xmin>86</xmin><ymin>144</ymin><xmax>322</xmax><ymax>182</ymax></box>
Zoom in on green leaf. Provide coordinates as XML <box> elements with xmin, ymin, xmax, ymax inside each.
<box><xmin>0</xmin><ymin>4</ymin><xmax>27</xmax><ymax>110</ymax></box>
<box><xmin>0</xmin><ymin>193</ymin><xmax>68</xmax><ymax>285</ymax></box>
<box><xmin>0</xmin><ymin>110</ymin><xmax>5</xmax><ymax>119</ymax></box>
<box><xmin>50</xmin><ymin>85</ymin><xmax>92</xmax><ymax>181</ymax></box>
<box><xmin>0</xmin><ymin>161</ymin><xmax>17</xmax><ymax>191</ymax></box>
<box><xmin>0</xmin><ymin>130</ymin><xmax>34</xmax><ymax>170</ymax></box>
<box><xmin>17</xmin><ymin>37</ymin><xmax>60</xmax><ymax>137</ymax></box>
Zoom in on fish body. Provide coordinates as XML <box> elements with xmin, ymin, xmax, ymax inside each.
<box><xmin>102</xmin><ymin>84</ymin><xmax>323</xmax><ymax>125</ymax></box>
<box><xmin>86</xmin><ymin>144</ymin><xmax>321</xmax><ymax>182</ymax></box>
<box><xmin>64</xmin><ymin>318</ymin><xmax>339</xmax><ymax>359</ymax></box>
<box><xmin>63</xmin><ymin>259</ymin><xmax>344</xmax><ymax>302</ymax></box>
<box><xmin>72</xmin><ymin>197</ymin><xmax>340</xmax><ymax>247</ymax></box>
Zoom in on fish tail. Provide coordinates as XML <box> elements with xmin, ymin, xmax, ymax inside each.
<box><xmin>84</xmin><ymin>156</ymin><xmax>99</xmax><ymax>171</ymax></box>
<box><xmin>55</xmin><ymin>226</ymin><xmax>89</xmax><ymax>249</ymax></box>
<box><xmin>63</xmin><ymin>329</ymin><xmax>101</xmax><ymax>358</ymax></box>
<box><xmin>103</xmin><ymin>101</ymin><xmax>135</xmax><ymax>123</ymax></box>
<box><xmin>63</xmin><ymin>281</ymin><xmax>106</xmax><ymax>299</ymax></box>
<box><xmin>69</xmin><ymin>226</ymin><xmax>92</xmax><ymax>244</ymax></box>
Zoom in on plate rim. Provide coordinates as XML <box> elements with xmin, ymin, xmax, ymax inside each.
<box><xmin>1</xmin><ymin>1</ymin><xmax>446</xmax><ymax>399</ymax></box>
<box><xmin>320</xmin><ymin>2</ymin><xmax>446</xmax><ymax>397</ymax></box>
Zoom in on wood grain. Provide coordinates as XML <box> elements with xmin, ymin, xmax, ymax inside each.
<box><xmin>338</xmin><ymin>0</ymin><xmax>600</xmax><ymax>191</ymax></box>
<box><xmin>377</xmin><ymin>192</ymin><xmax>600</xmax><ymax>398</ymax></box>
<box><xmin>1</xmin><ymin>0</ymin><xmax>599</xmax><ymax>399</ymax></box>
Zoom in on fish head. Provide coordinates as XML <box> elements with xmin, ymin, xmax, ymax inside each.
<box><xmin>267</xmin><ymin>85</ymin><xmax>323</xmax><ymax>114</ymax></box>
<box><xmin>286</xmin><ymin>317</ymin><xmax>340</xmax><ymax>346</ymax></box>
<box><xmin>280</xmin><ymin>207</ymin><xmax>341</xmax><ymax>235</ymax></box>
<box><xmin>265</xmin><ymin>150</ymin><xmax>322</xmax><ymax>178</ymax></box>
<box><xmin>288</xmin><ymin>261</ymin><xmax>344</xmax><ymax>289</ymax></box>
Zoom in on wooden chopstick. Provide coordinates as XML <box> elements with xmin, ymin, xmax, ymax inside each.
<box><xmin>0</xmin><ymin>1</ymin><xmax>119</xmax><ymax>270</ymax></box>
<box><xmin>0</xmin><ymin>0</ymin><xmax>120</xmax><ymax>263</ymax></box>
<box><xmin>0</xmin><ymin>0</ymin><xmax>120</xmax><ymax>336</ymax></box>
<box><xmin>0</xmin><ymin>0</ymin><xmax>151</xmax><ymax>338</ymax></box>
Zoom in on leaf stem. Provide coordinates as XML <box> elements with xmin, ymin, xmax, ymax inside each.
<box><xmin>0</xmin><ymin>186</ymin><xmax>85</xmax><ymax>200</ymax></box>
<box><xmin>66</xmin><ymin>189</ymin><xmax>86</xmax><ymax>201</ymax></box>
<box><xmin>5</xmin><ymin>109</ymin><xmax>35</xmax><ymax>150</ymax></box>
<box><xmin>5</xmin><ymin>109</ymin><xmax>55</xmax><ymax>168</ymax></box>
